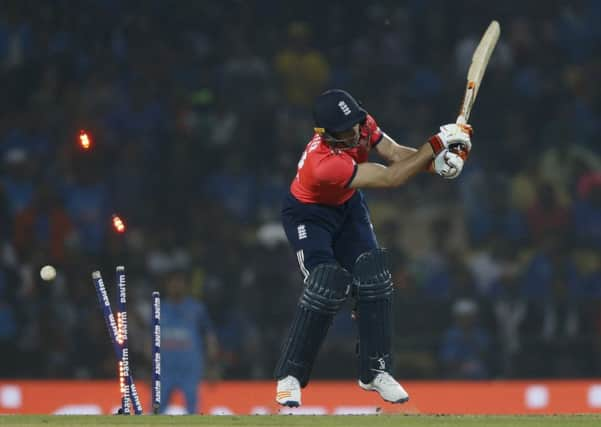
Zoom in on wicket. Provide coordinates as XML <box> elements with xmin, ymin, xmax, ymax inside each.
<box><xmin>92</xmin><ymin>267</ymin><xmax>161</xmax><ymax>415</ymax></box>
<box><xmin>115</xmin><ymin>267</ymin><xmax>132</xmax><ymax>414</ymax></box>
<box><xmin>152</xmin><ymin>291</ymin><xmax>161</xmax><ymax>414</ymax></box>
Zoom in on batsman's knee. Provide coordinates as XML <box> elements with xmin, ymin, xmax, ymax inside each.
<box><xmin>300</xmin><ymin>264</ymin><xmax>353</xmax><ymax>315</ymax></box>
<box><xmin>353</xmin><ymin>248</ymin><xmax>394</xmax><ymax>300</ymax></box>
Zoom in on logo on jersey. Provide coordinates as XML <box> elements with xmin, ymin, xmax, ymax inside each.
<box><xmin>338</xmin><ymin>101</ymin><xmax>351</xmax><ymax>116</ymax></box>
<box><xmin>297</xmin><ymin>224</ymin><xmax>307</xmax><ymax>240</ymax></box>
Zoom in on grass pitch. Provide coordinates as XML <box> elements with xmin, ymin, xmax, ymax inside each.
<box><xmin>0</xmin><ymin>415</ymin><xmax>600</xmax><ymax>427</ymax></box>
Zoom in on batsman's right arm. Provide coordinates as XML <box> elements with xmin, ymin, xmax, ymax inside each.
<box><xmin>350</xmin><ymin>123</ymin><xmax>472</xmax><ymax>188</ymax></box>
<box><xmin>375</xmin><ymin>133</ymin><xmax>418</xmax><ymax>163</ymax></box>
<box><xmin>349</xmin><ymin>143</ymin><xmax>434</xmax><ymax>188</ymax></box>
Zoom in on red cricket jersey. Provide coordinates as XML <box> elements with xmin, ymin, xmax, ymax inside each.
<box><xmin>290</xmin><ymin>123</ymin><xmax>383</xmax><ymax>206</ymax></box>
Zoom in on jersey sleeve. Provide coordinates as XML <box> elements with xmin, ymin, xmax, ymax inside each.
<box><xmin>314</xmin><ymin>155</ymin><xmax>358</xmax><ymax>189</ymax></box>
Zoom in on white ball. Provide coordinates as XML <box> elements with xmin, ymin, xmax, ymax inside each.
<box><xmin>40</xmin><ymin>265</ymin><xmax>57</xmax><ymax>281</ymax></box>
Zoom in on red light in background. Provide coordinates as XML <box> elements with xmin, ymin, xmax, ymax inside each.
<box><xmin>79</xmin><ymin>130</ymin><xmax>92</xmax><ymax>150</ymax></box>
<box><xmin>112</xmin><ymin>215</ymin><xmax>126</xmax><ymax>234</ymax></box>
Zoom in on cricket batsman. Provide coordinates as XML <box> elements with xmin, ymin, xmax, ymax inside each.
<box><xmin>275</xmin><ymin>89</ymin><xmax>472</xmax><ymax>406</ymax></box>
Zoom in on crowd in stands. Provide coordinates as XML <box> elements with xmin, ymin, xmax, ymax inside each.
<box><xmin>0</xmin><ymin>0</ymin><xmax>600</xmax><ymax>381</ymax></box>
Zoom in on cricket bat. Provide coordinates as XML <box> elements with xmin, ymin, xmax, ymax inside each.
<box><xmin>456</xmin><ymin>20</ymin><xmax>501</xmax><ymax>125</ymax></box>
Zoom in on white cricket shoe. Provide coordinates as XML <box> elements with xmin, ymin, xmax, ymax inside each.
<box><xmin>359</xmin><ymin>372</ymin><xmax>409</xmax><ymax>403</ymax></box>
<box><xmin>276</xmin><ymin>375</ymin><xmax>301</xmax><ymax>407</ymax></box>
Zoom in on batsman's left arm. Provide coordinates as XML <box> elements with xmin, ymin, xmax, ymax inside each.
<box><xmin>375</xmin><ymin>133</ymin><xmax>419</xmax><ymax>164</ymax></box>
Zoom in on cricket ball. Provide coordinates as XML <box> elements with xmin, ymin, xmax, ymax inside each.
<box><xmin>40</xmin><ymin>265</ymin><xmax>57</xmax><ymax>281</ymax></box>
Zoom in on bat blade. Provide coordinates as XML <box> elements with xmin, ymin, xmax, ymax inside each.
<box><xmin>457</xmin><ymin>20</ymin><xmax>501</xmax><ymax>124</ymax></box>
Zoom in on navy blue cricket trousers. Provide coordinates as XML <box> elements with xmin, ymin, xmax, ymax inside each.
<box><xmin>281</xmin><ymin>190</ymin><xmax>378</xmax><ymax>277</ymax></box>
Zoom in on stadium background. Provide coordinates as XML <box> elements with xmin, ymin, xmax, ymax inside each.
<box><xmin>0</xmin><ymin>0</ymin><xmax>600</xmax><ymax>414</ymax></box>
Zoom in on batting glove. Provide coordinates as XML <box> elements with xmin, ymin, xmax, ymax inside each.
<box><xmin>428</xmin><ymin>123</ymin><xmax>473</xmax><ymax>156</ymax></box>
<box><xmin>433</xmin><ymin>149</ymin><xmax>464</xmax><ymax>179</ymax></box>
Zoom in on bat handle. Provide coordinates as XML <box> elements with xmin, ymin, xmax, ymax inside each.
<box><xmin>453</xmin><ymin>115</ymin><xmax>471</xmax><ymax>153</ymax></box>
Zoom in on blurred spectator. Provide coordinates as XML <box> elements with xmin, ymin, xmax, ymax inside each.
<box><xmin>416</xmin><ymin>218</ymin><xmax>477</xmax><ymax>300</ymax></box>
<box><xmin>466</xmin><ymin>237</ymin><xmax>516</xmax><ymax>297</ymax></box>
<box><xmin>0</xmin><ymin>7</ymin><xmax>32</xmax><ymax>70</ymax></box>
<box><xmin>569</xmin><ymin>247</ymin><xmax>601</xmax><ymax>299</ymax></box>
<box><xmin>416</xmin><ymin>219</ymin><xmax>455</xmax><ymax>299</ymax></box>
<box><xmin>440</xmin><ymin>299</ymin><xmax>491</xmax><ymax>379</ymax></box>
<box><xmin>13</xmin><ymin>184</ymin><xmax>74</xmax><ymax>264</ymax></box>
<box><xmin>491</xmin><ymin>271</ymin><xmax>527</xmax><ymax>377</ymax></box>
<box><xmin>220</xmin><ymin>40</ymin><xmax>272</xmax><ymax>113</ymax></box>
<box><xmin>274</xmin><ymin>22</ymin><xmax>330</xmax><ymax>108</ymax></box>
<box><xmin>573</xmin><ymin>173</ymin><xmax>601</xmax><ymax>248</ymax></box>
<box><xmin>145</xmin><ymin>229</ymin><xmax>191</xmax><ymax>276</ymax></box>
<box><xmin>212</xmin><ymin>298</ymin><xmax>262</xmax><ymax>379</ymax></box>
<box><xmin>160</xmin><ymin>271</ymin><xmax>218</xmax><ymax>414</ymax></box>
<box><xmin>1</xmin><ymin>148</ymin><xmax>35</xmax><ymax>218</ymax></box>
<box><xmin>521</xmin><ymin>236</ymin><xmax>563</xmax><ymax>301</ymax></box>
<box><xmin>0</xmin><ymin>265</ymin><xmax>18</xmax><ymax>377</ymax></box>
<box><xmin>526</xmin><ymin>183</ymin><xmax>570</xmax><ymax>243</ymax></box>
<box><xmin>60</xmin><ymin>151</ymin><xmax>109</xmax><ymax>254</ymax></box>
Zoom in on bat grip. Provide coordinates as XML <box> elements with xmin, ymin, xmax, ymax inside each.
<box><xmin>456</xmin><ymin>115</ymin><xmax>467</xmax><ymax>125</ymax></box>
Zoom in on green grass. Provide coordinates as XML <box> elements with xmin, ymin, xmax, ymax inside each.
<box><xmin>0</xmin><ymin>415</ymin><xmax>600</xmax><ymax>427</ymax></box>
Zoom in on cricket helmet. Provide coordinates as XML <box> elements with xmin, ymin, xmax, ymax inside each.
<box><xmin>313</xmin><ymin>89</ymin><xmax>367</xmax><ymax>134</ymax></box>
